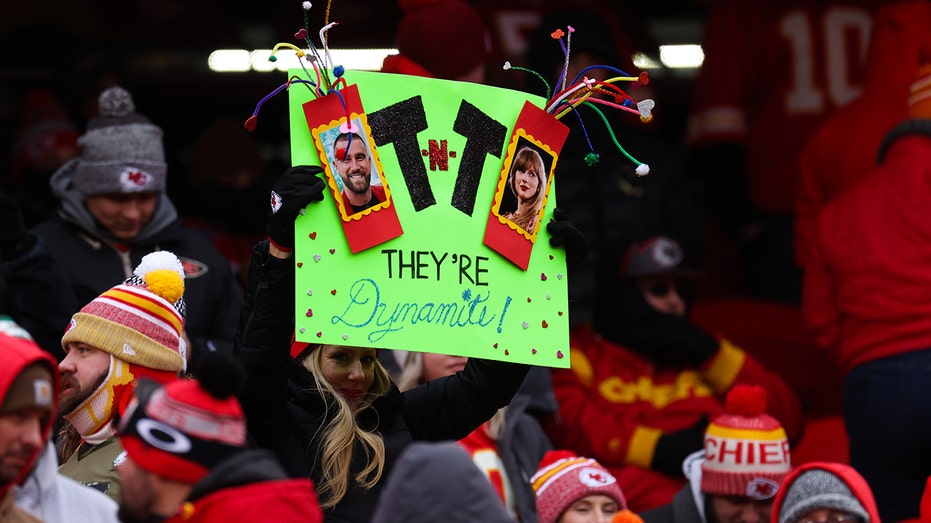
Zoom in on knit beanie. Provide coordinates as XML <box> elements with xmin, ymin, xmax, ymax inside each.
<box><xmin>778</xmin><ymin>469</ymin><xmax>869</xmax><ymax>523</ymax></box>
<box><xmin>532</xmin><ymin>450</ymin><xmax>627</xmax><ymax>523</ymax></box>
<box><xmin>118</xmin><ymin>356</ymin><xmax>247</xmax><ymax>484</ymax></box>
<box><xmin>701</xmin><ymin>385</ymin><xmax>791</xmax><ymax>499</ymax></box>
<box><xmin>2</xmin><ymin>363</ymin><xmax>54</xmax><ymax>416</ymax></box>
<box><xmin>11</xmin><ymin>89</ymin><xmax>80</xmax><ymax>180</ymax></box>
<box><xmin>61</xmin><ymin>250</ymin><xmax>187</xmax><ymax>373</ymax></box>
<box><xmin>72</xmin><ymin>86</ymin><xmax>167</xmax><ymax>196</ymax></box>
<box><xmin>390</xmin><ymin>0</ymin><xmax>490</xmax><ymax>80</ymax></box>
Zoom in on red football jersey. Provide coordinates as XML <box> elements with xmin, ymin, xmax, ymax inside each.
<box><xmin>689</xmin><ymin>0</ymin><xmax>875</xmax><ymax>214</ymax></box>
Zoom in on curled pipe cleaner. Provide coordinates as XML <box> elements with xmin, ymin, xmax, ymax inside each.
<box><xmin>269</xmin><ymin>42</ymin><xmax>306</xmax><ymax>62</ymax></box>
<box><xmin>319</xmin><ymin>21</ymin><xmax>338</xmax><ymax>71</ymax></box>
<box><xmin>569</xmin><ymin>65</ymin><xmax>639</xmax><ymax>88</ymax></box>
<box><xmin>582</xmin><ymin>101</ymin><xmax>650</xmax><ymax>176</ymax></box>
<box><xmin>244</xmin><ymin>78</ymin><xmax>318</xmax><ymax>132</ymax></box>
<box><xmin>546</xmin><ymin>80</ymin><xmax>590</xmax><ymax>114</ymax></box>
<box><xmin>551</xmin><ymin>76</ymin><xmax>645</xmax><ymax>119</ymax></box>
<box><xmin>502</xmin><ymin>61</ymin><xmax>552</xmax><ymax>99</ymax></box>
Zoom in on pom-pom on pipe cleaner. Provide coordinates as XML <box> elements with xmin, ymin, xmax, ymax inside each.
<box><xmin>582</xmin><ymin>101</ymin><xmax>650</xmax><ymax>176</ymax></box>
<box><xmin>558</xmin><ymin>101</ymin><xmax>600</xmax><ymax>166</ymax></box>
<box><xmin>268</xmin><ymin>42</ymin><xmax>306</xmax><ymax>62</ymax></box>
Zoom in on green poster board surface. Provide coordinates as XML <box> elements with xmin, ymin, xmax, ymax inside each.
<box><xmin>289</xmin><ymin>70</ymin><xmax>570</xmax><ymax>368</ymax></box>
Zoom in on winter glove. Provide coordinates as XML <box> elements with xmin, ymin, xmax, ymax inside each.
<box><xmin>598</xmin><ymin>279</ymin><xmax>719</xmax><ymax>369</ymax></box>
<box><xmin>643</xmin><ymin>312</ymin><xmax>720</xmax><ymax>368</ymax></box>
<box><xmin>0</xmin><ymin>192</ymin><xmax>33</xmax><ymax>259</ymax></box>
<box><xmin>650</xmin><ymin>415</ymin><xmax>710</xmax><ymax>477</ymax></box>
<box><xmin>547</xmin><ymin>207</ymin><xmax>588</xmax><ymax>266</ymax></box>
<box><xmin>266</xmin><ymin>165</ymin><xmax>326</xmax><ymax>250</ymax></box>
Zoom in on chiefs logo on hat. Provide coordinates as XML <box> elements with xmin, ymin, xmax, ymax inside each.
<box><xmin>179</xmin><ymin>257</ymin><xmax>209</xmax><ymax>279</ymax></box>
<box><xmin>119</xmin><ymin>166</ymin><xmax>154</xmax><ymax>191</ymax></box>
<box><xmin>746</xmin><ymin>477</ymin><xmax>779</xmax><ymax>500</ymax></box>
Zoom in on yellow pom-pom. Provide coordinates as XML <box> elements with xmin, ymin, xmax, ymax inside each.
<box><xmin>179</xmin><ymin>501</ymin><xmax>196</xmax><ymax>519</ymax></box>
<box><xmin>144</xmin><ymin>269</ymin><xmax>185</xmax><ymax>303</ymax></box>
<box><xmin>612</xmin><ymin>510</ymin><xmax>645</xmax><ymax>523</ymax></box>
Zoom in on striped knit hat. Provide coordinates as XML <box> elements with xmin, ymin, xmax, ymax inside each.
<box><xmin>701</xmin><ymin>385</ymin><xmax>791</xmax><ymax>500</ymax></box>
<box><xmin>62</xmin><ymin>250</ymin><xmax>187</xmax><ymax>373</ymax></box>
<box><xmin>531</xmin><ymin>450</ymin><xmax>627</xmax><ymax>523</ymax></box>
<box><xmin>117</xmin><ymin>356</ymin><xmax>247</xmax><ymax>484</ymax></box>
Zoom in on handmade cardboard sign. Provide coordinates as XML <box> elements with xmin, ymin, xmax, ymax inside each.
<box><xmin>289</xmin><ymin>70</ymin><xmax>571</xmax><ymax>367</ymax></box>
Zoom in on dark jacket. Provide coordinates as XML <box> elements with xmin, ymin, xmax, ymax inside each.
<box><xmin>641</xmin><ymin>451</ymin><xmax>707</xmax><ymax>523</ymax></box>
<box><xmin>32</xmin><ymin>160</ymin><xmax>241</xmax><ymax>363</ymax></box>
<box><xmin>0</xmin><ymin>233</ymin><xmax>77</xmax><ymax>357</ymax></box>
<box><xmin>165</xmin><ymin>449</ymin><xmax>321</xmax><ymax>523</ymax></box>
<box><xmin>495</xmin><ymin>394</ymin><xmax>553</xmax><ymax>523</ymax></box>
<box><xmin>235</xmin><ymin>241</ymin><xmax>531</xmax><ymax>523</ymax></box>
<box><xmin>370</xmin><ymin>441</ymin><xmax>517</xmax><ymax>523</ymax></box>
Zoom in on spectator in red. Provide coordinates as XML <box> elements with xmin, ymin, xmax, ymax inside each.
<box><xmin>548</xmin><ymin>235</ymin><xmax>802</xmax><ymax>512</ymax></box>
<box><xmin>802</xmin><ymin>62</ymin><xmax>931</xmax><ymax>522</ymax></box>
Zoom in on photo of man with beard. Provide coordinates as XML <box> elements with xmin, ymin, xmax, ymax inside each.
<box><xmin>332</xmin><ymin>132</ymin><xmax>385</xmax><ymax>216</ymax></box>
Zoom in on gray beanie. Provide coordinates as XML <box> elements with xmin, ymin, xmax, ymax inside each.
<box><xmin>779</xmin><ymin>469</ymin><xmax>870</xmax><ymax>523</ymax></box>
<box><xmin>72</xmin><ymin>86</ymin><xmax>167</xmax><ymax>196</ymax></box>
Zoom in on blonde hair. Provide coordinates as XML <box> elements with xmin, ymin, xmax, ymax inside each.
<box><xmin>300</xmin><ymin>346</ymin><xmax>392</xmax><ymax>509</ymax></box>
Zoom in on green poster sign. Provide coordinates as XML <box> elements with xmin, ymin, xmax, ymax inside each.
<box><xmin>289</xmin><ymin>70</ymin><xmax>570</xmax><ymax>367</ymax></box>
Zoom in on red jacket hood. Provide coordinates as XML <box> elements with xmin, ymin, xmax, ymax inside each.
<box><xmin>0</xmin><ymin>333</ymin><xmax>59</xmax><ymax>496</ymax></box>
<box><xmin>772</xmin><ymin>462</ymin><xmax>880</xmax><ymax>523</ymax></box>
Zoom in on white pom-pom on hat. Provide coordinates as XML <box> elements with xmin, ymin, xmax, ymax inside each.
<box><xmin>98</xmin><ymin>86</ymin><xmax>136</xmax><ymax>118</ymax></box>
<box><xmin>134</xmin><ymin>251</ymin><xmax>185</xmax><ymax>280</ymax></box>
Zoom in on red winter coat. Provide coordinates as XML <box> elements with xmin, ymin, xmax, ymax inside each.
<box><xmin>163</xmin><ymin>450</ymin><xmax>321</xmax><ymax>523</ymax></box>
<box><xmin>795</xmin><ymin>1</ymin><xmax>931</xmax><ymax>266</ymax></box>
<box><xmin>547</xmin><ymin>325</ymin><xmax>802</xmax><ymax>512</ymax></box>
<box><xmin>803</xmin><ymin>127</ymin><xmax>931</xmax><ymax>374</ymax></box>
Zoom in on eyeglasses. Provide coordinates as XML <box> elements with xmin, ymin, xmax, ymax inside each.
<box><xmin>797</xmin><ymin>512</ymin><xmax>865</xmax><ymax>523</ymax></box>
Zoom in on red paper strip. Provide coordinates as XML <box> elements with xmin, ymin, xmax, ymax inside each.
<box><xmin>484</xmin><ymin>101</ymin><xmax>569</xmax><ymax>270</ymax></box>
<box><xmin>304</xmin><ymin>84</ymin><xmax>403</xmax><ymax>253</ymax></box>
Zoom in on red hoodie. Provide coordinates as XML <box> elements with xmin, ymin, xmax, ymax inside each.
<box><xmin>0</xmin><ymin>333</ymin><xmax>59</xmax><ymax>497</ymax></box>
<box><xmin>772</xmin><ymin>462</ymin><xmax>881</xmax><ymax>523</ymax></box>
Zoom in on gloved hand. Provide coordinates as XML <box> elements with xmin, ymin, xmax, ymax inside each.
<box><xmin>0</xmin><ymin>192</ymin><xmax>31</xmax><ymax>259</ymax></box>
<box><xmin>623</xmin><ymin>310</ymin><xmax>720</xmax><ymax>369</ymax></box>
<box><xmin>547</xmin><ymin>207</ymin><xmax>588</xmax><ymax>266</ymax></box>
<box><xmin>266</xmin><ymin>165</ymin><xmax>326</xmax><ymax>250</ymax></box>
<box><xmin>650</xmin><ymin>415</ymin><xmax>710</xmax><ymax>477</ymax></box>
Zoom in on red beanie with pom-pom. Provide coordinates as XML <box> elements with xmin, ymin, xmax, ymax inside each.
<box><xmin>388</xmin><ymin>0</ymin><xmax>490</xmax><ymax>80</ymax></box>
<box><xmin>701</xmin><ymin>385</ymin><xmax>791</xmax><ymax>499</ymax></box>
<box><xmin>531</xmin><ymin>450</ymin><xmax>627</xmax><ymax>523</ymax></box>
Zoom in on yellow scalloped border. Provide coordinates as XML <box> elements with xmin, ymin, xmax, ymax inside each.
<box><xmin>310</xmin><ymin>111</ymin><xmax>394</xmax><ymax>222</ymax></box>
<box><xmin>490</xmin><ymin>128</ymin><xmax>559</xmax><ymax>241</ymax></box>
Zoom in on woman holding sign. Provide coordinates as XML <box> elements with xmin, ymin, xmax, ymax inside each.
<box><xmin>235</xmin><ymin>165</ymin><xmax>533</xmax><ymax>522</ymax></box>
<box><xmin>502</xmin><ymin>146</ymin><xmax>548</xmax><ymax>234</ymax></box>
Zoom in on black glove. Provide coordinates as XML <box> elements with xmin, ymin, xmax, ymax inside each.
<box><xmin>623</xmin><ymin>311</ymin><xmax>719</xmax><ymax>369</ymax></box>
<box><xmin>651</xmin><ymin>415</ymin><xmax>710</xmax><ymax>477</ymax></box>
<box><xmin>547</xmin><ymin>207</ymin><xmax>588</xmax><ymax>266</ymax></box>
<box><xmin>266</xmin><ymin>165</ymin><xmax>326</xmax><ymax>250</ymax></box>
<box><xmin>0</xmin><ymin>192</ymin><xmax>32</xmax><ymax>259</ymax></box>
